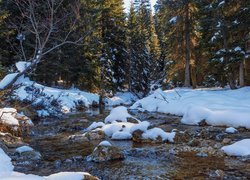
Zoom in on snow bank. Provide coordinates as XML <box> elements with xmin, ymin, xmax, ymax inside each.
<box><xmin>0</xmin><ymin>148</ymin><xmax>96</xmax><ymax>179</ymax></box>
<box><xmin>131</xmin><ymin>88</ymin><xmax>250</xmax><ymax>129</ymax></box>
<box><xmin>221</xmin><ymin>139</ymin><xmax>250</xmax><ymax>156</ymax></box>
<box><xmin>105</xmin><ymin>92</ymin><xmax>138</xmax><ymax>106</ymax></box>
<box><xmin>0</xmin><ymin>73</ymin><xmax>18</xmax><ymax>89</ymax></box>
<box><xmin>104</xmin><ymin>106</ymin><xmax>136</xmax><ymax>123</ymax></box>
<box><xmin>14</xmin><ymin>76</ymin><xmax>99</xmax><ymax>115</ymax></box>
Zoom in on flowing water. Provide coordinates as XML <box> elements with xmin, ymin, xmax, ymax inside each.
<box><xmin>12</xmin><ymin>109</ymin><xmax>250</xmax><ymax>179</ymax></box>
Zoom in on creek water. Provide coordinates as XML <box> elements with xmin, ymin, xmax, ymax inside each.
<box><xmin>13</xmin><ymin>109</ymin><xmax>250</xmax><ymax>179</ymax></box>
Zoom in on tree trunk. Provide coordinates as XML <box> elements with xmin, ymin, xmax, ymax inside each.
<box><xmin>239</xmin><ymin>61</ymin><xmax>244</xmax><ymax>87</ymax></box>
<box><xmin>191</xmin><ymin>65</ymin><xmax>197</xmax><ymax>89</ymax></box>
<box><xmin>184</xmin><ymin>2</ymin><xmax>191</xmax><ymax>87</ymax></box>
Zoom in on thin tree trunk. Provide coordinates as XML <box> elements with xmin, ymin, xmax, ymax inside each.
<box><xmin>191</xmin><ymin>65</ymin><xmax>197</xmax><ymax>89</ymax></box>
<box><xmin>184</xmin><ymin>2</ymin><xmax>191</xmax><ymax>87</ymax></box>
<box><xmin>239</xmin><ymin>60</ymin><xmax>244</xmax><ymax>87</ymax></box>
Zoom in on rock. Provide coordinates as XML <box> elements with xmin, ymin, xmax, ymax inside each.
<box><xmin>0</xmin><ymin>133</ymin><xmax>25</xmax><ymax>148</ymax></box>
<box><xmin>87</xmin><ymin>142</ymin><xmax>125</xmax><ymax>162</ymax></box>
<box><xmin>17</xmin><ymin>150</ymin><xmax>42</xmax><ymax>160</ymax></box>
<box><xmin>222</xmin><ymin>138</ymin><xmax>231</xmax><ymax>145</ymax></box>
<box><xmin>127</xmin><ymin>117</ymin><xmax>139</xmax><ymax>124</ymax></box>
<box><xmin>174</xmin><ymin>131</ymin><xmax>191</xmax><ymax>143</ymax></box>
<box><xmin>188</xmin><ymin>139</ymin><xmax>200</xmax><ymax>147</ymax></box>
<box><xmin>209</xmin><ymin>169</ymin><xmax>225</xmax><ymax>179</ymax></box>
<box><xmin>132</xmin><ymin>129</ymin><xmax>144</xmax><ymax>143</ymax></box>
<box><xmin>84</xmin><ymin>173</ymin><xmax>100</xmax><ymax>180</ymax></box>
<box><xmin>215</xmin><ymin>133</ymin><xmax>226</xmax><ymax>142</ymax></box>
<box><xmin>0</xmin><ymin>140</ymin><xmax>8</xmax><ymax>152</ymax></box>
<box><xmin>198</xmin><ymin>120</ymin><xmax>207</xmax><ymax>126</ymax></box>
<box><xmin>68</xmin><ymin>134</ymin><xmax>89</xmax><ymax>142</ymax></box>
<box><xmin>85</xmin><ymin>130</ymin><xmax>105</xmax><ymax>141</ymax></box>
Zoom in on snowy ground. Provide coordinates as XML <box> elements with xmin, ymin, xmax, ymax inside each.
<box><xmin>131</xmin><ymin>88</ymin><xmax>250</xmax><ymax>129</ymax></box>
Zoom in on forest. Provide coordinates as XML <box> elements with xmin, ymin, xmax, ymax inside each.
<box><xmin>0</xmin><ymin>0</ymin><xmax>250</xmax><ymax>179</ymax></box>
<box><xmin>0</xmin><ymin>0</ymin><xmax>249</xmax><ymax>96</ymax></box>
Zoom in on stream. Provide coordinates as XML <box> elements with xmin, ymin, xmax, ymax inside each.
<box><xmin>11</xmin><ymin>109</ymin><xmax>250</xmax><ymax>179</ymax></box>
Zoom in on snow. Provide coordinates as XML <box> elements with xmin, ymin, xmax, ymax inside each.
<box><xmin>225</xmin><ymin>127</ymin><xmax>238</xmax><ymax>134</ymax></box>
<box><xmin>99</xmin><ymin>140</ymin><xmax>112</xmax><ymax>146</ymax></box>
<box><xmin>169</xmin><ymin>16</ymin><xmax>177</xmax><ymax>24</ymax></box>
<box><xmin>0</xmin><ymin>148</ymin><xmax>94</xmax><ymax>179</ymax></box>
<box><xmin>104</xmin><ymin>106</ymin><xmax>135</xmax><ymax>123</ymax></box>
<box><xmin>16</xmin><ymin>146</ymin><xmax>34</xmax><ymax>153</ymax></box>
<box><xmin>218</xmin><ymin>1</ymin><xmax>225</xmax><ymax>7</ymax></box>
<box><xmin>0</xmin><ymin>148</ymin><xmax>14</xmax><ymax>177</ymax></box>
<box><xmin>131</xmin><ymin>88</ymin><xmax>250</xmax><ymax>129</ymax></box>
<box><xmin>15</xmin><ymin>61</ymin><xmax>31</xmax><ymax>72</ymax></box>
<box><xmin>14</xmin><ymin>76</ymin><xmax>99</xmax><ymax>114</ymax></box>
<box><xmin>105</xmin><ymin>92</ymin><xmax>138</xmax><ymax>106</ymax></box>
<box><xmin>142</xmin><ymin>128</ymin><xmax>176</xmax><ymax>142</ymax></box>
<box><xmin>221</xmin><ymin>139</ymin><xmax>250</xmax><ymax>156</ymax></box>
<box><xmin>112</xmin><ymin>131</ymin><xmax>132</xmax><ymax>140</ymax></box>
<box><xmin>130</xmin><ymin>121</ymin><xmax>150</xmax><ymax>133</ymax></box>
<box><xmin>88</xmin><ymin>120</ymin><xmax>175</xmax><ymax>141</ymax></box>
<box><xmin>87</xmin><ymin>122</ymin><xmax>105</xmax><ymax>131</ymax></box>
<box><xmin>0</xmin><ymin>73</ymin><xmax>19</xmax><ymax>90</ymax></box>
<box><xmin>234</xmin><ymin>46</ymin><xmax>242</xmax><ymax>52</ymax></box>
<box><xmin>0</xmin><ymin>108</ymin><xmax>19</xmax><ymax>126</ymax></box>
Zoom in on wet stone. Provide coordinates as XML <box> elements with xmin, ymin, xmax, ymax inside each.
<box><xmin>174</xmin><ymin>131</ymin><xmax>192</xmax><ymax>143</ymax></box>
<box><xmin>85</xmin><ymin>130</ymin><xmax>105</xmax><ymax>141</ymax></box>
<box><xmin>87</xmin><ymin>143</ymin><xmax>125</xmax><ymax>163</ymax></box>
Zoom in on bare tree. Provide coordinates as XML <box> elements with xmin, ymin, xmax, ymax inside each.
<box><xmin>0</xmin><ymin>0</ymin><xmax>90</xmax><ymax>90</ymax></box>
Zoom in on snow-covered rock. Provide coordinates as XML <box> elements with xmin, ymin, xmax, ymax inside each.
<box><xmin>131</xmin><ymin>88</ymin><xmax>250</xmax><ymax>129</ymax></box>
<box><xmin>16</xmin><ymin>145</ymin><xmax>33</xmax><ymax>154</ymax></box>
<box><xmin>104</xmin><ymin>106</ymin><xmax>136</xmax><ymax>124</ymax></box>
<box><xmin>225</xmin><ymin>127</ymin><xmax>238</xmax><ymax>134</ymax></box>
<box><xmin>87</xmin><ymin>141</ymin><xmax>125</xmax><ymax>162</ymax></box>
<box><xmin>99</xmin><ymin>141</ymin><xmax>112</xmax><ymax>147</ymax></box>
<box><xmin>221</xmin><ymin>139</ymin><xmax>250</xmax><ymax>156</ymax></box>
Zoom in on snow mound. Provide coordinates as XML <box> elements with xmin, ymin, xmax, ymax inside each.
<box><xmin>225</xmin><ymin>127</ymin><xmax>238</xmax><ymax>134</ymax></box>
<box><xmin>131</xmin><ymin>88</ymin><xmax>250</xmax><ymax>129</ymax></box>
<box><xmin>0</xmin><ymin>73</ymin><xmax>18</xmax><ymax>90</ymax></box>
<box><xmin>221</xmin><ymin>139</ymin><xmax>250</xmax><ymax>156</ymax></box>
<box><xmin>0</xmin><ymin>148</ymin><xmax>14</xmax><ymax>177</ymax></box>
<box><xmin>112</xmin><ymin>131</ymin><xmax>132</xmax><ymax>140</ymax></box>
<box><xmin>104</xmin><ymin>106</ymin><xmax>135</xmax><ymax>123</ymax></box>
<box><xmin>16</xmin><ymin>146</ymin><xmax>34</xmax><ymax>153</ymax></box>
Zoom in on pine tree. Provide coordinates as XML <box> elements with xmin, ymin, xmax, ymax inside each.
<box><xmin>100</xmin><ymin>0</ymin><xmax>128</xmax><ymax>94</ymax></box>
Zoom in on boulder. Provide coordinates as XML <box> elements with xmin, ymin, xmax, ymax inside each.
<box><xmin>85</xmin><ymin>130</ymin><xmax>105</xmax><ymax>141</ymax></box>
<box><xmin>87</xmin><ymin>141</ymin><xmax>125</xmax><ymax>162</ymax></box>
